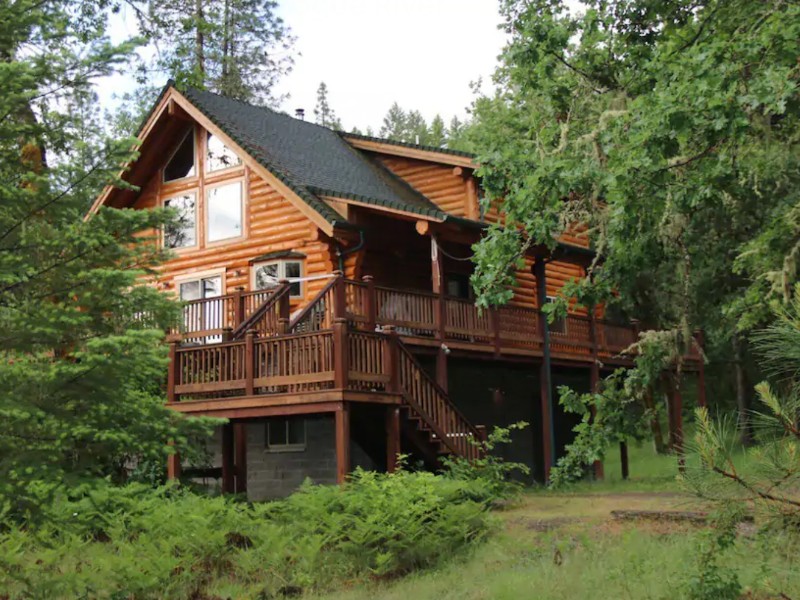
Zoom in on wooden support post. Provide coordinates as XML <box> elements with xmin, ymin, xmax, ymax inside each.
<box><xmin>695</xmin><ymin>330</ymin><xmax>707</xmax><ymax>408</ymax></box>
<box><xmin>167</xmin><ymin>338</ymin><xmax>179</xmax><ymax>403</ymax></box>
<box><xmin>221</xmin><ymin>423</ymin><xmax>235</xmax><ymax>493</ymax></box>
<box><xmin>490</xmin><ymin>308</ymin><xmax>501</xmax><ymax>358</ymax></box>
<box><xmin>333</xmin><ymin>272</ymin><xmax>346</xmax><ymax>320</ymax></box>
<box><xmin>233</xmin><ymin>288</ymin><xmax>245</xmax><ymax>328</ymax></box>
<box><xmin>221</xmin><ymin>327</ymin><xmax>233</xmax><ymax>343</ymax></box>
<box><xmin>333</xmin><ymin>318</ymin><xmax>349</xmax><ymax>389</ymax></box>
<box><xmin>167</xmin><ymin>441</ymin><xmax>181</xmax><ymax>481</ymax></box>
<box><xmin>278</xmin><ymin>280</ymin><xmax>291</xmax><ymax>333</ymax></box>
<box><xmin>534</xmin><ymin>257</ymin><xmax>555</xmax><ymax>482</ymax></box>
<box><xmin>386</xmin><ymin>406</ymin><xmax>401</xmax><ymax>473</ymax></box>
<box><xmin>588</xmin><ymin>307</ymin><xmax>604</xmax><ymax>480</ymax></box>
<box><xmin>233</xmin><ymin>422</ymin><xmax>248</xmax><ymax>494</ymax></box>
<box><xmin>363</xmin><ymin>275</ymin><xmax>376</xmax><ymax>331</ymax></box>
<box><xmin>383</xmin><ymin>326</ymin><xmax>400</xmax><ymax>394</ymax></box>
<box><xmin>431</xmin><ymin>235</ymin><xmax>448</xmax><ymax>392</ymax></box>
<box><xmin>335</xmin><ymin>403</ymin><xmax>351</xmax><ymax>484</ymax></box>
<box><xmin>620</xmin><ymin>441</ymin><xmax>629</xmax><ymax>480</ymax></box>
<box><xmin>245</xmin><ymin>329</ymin><xmax>256</xmax><ymax>396</ymax></box>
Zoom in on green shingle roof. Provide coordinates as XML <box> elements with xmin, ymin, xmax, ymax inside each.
<box><xmin>180</xmin><ymin>86</ymin><xmax>449</xmax><ymax>225</ymax></box>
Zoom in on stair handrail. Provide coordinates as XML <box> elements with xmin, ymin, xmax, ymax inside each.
<box><xmin>288</xmin><ymin>275</ymin><xmax>340</xmax><ymax>333</ymax></box>
<box><xmin>231</xmin><ymin>283</ymin><xmax>291</xmax><ymax>339</ymax></box>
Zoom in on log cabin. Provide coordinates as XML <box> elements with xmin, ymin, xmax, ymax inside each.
<box><xmin>89</xmin><ymin>83</ymin><xmax>705</xmax><ymax>498</ymax></box>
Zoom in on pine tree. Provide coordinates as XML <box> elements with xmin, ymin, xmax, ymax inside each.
<box><xmin>428</xmin><ymin>114</ymin><xmax>447</xmax><ymax>148</ymax></box>
<box><xmin>139</xmin><ymin>0</ymin><xmax>295</xmax><ymax>106</ymax></box>
<box><xmin>405</xmin><ymin>110</ymin><xmax>428</xmax><ymax>145</ymax></box>
<box><xmin>379</xmin><ymin>102</ymin><xmax>408</xmax><ymax>141</ymax></box>
<box><xmin>0</xmin><ymin>1</ymin><xmax>211</xmax><ymax>520</ymax></box>
<box><xmin>313</xmin><ymin>81</ymin><xmax>342</xmax><ymax>130</ymax></box>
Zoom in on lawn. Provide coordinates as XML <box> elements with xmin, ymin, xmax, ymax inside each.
<box><xmin>314</xmin><ymin>436</ymin><xmax>799</xmax><ymax>600</ymax></box>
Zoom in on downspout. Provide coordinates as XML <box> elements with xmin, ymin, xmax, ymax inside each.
<box><xmin>335</xmin><ymin>229</ymin><xmax>365</xmax><ymax>273</ymax></box>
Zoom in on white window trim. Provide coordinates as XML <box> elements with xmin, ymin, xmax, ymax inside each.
<box><xmin>204</xmin><ymin>178</ymin><xmax>246</xmax><ymax>246</ymax></box>
<box><xmin>162</xmin><ymin>128</ymin><xmax>197</xmax><ymax>184</ymax></box>
<box><xmin>162</xmin><ymin>190</ymin><xmax>199</xmax><ymax>251</ymax></box>
<box><xmin>205</xmin><ymin>131</ymin><xmax>243</xmax><ymax>175</ymax></box>
<box><xmin>175</xmin><ymin>269</ymin><xmax>227</xmax><ymax>297</ymax></box>
<box><xmin>251</xmin><ymin>259</ymin><xmax>304</xmax><ymax>299</ymax></box>
<box><xmin>265</xmin><ymin>418</ymin><xmax>307</xmax><ymax>453</ymax></box>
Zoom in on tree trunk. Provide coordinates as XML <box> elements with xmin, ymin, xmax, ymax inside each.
<box><xmin>732</xmin><ymin>334</ymin><xmax>754</xmax><ymax>446</ymax></box>
<box><xmin>643</xmin><ymin>386</ymin><xmax>667</xmax><ymax>454</ymax></box>
<box><xmin>195</xmin><ymin>0</ymin><xmax>205</xmax><ymax>78</ymax></box>
<box><xmin>221</xmin><ymin>0</ymin><xmax>230</xmax><ymax>80</ymax></box>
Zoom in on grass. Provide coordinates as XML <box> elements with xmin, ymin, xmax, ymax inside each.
<box><xmin>305</xmin><ymin>427</ymin><xmax>799</xmax><ymax>600</ymax></box>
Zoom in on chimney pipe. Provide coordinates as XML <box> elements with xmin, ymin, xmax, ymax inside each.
<box><xmin>295</xmin><ymin>108</ymin><xmax>305</xmax><ymax>120</ymax></box>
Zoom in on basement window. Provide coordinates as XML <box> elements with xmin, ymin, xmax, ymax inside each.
<box><xmin>163</xmin><ymin>193</ymin><xmax>197</xmax><ymax>249</ymax></box>
<box><xmin>266</xmin><ymin>417</ymin><xmax>306</xmax><ymax>451</ymax></box>
<box><xmin>206</xmin><ymin>132</ymin><xmax>242</xmax><ymax>172</ymax></box>
<box><xmin>252</xmin><ymin>260</ymin><xmax>303</xmax><ymax>298</ymax></box>
<box><xmin>206</xmin><ymin>181</ymin><xmax>243</xmax><ymax>243</ymax></box>
<box><xmin>163</xmin><ymin>130</ymin><xmax>196</xmax><ymax>182</ymax></box>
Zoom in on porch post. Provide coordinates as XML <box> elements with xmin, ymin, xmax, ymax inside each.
<box><xmin>431</xmin><ymin>235</ymin><xmax>448</xmax><ymax>393</ymax></box>
<box><xmin>363</xmin><ymin>275</ymin><xmax>376</xmax><ymax>331</ymax></box>
<box><xmin>221</xmin><ymin>422</ymin><xmax>235</xmax><ymax>493</ymax></box>
<box><xmin>166</xmin><ymin>441</ymin><xmax>181</xmax><ymax>481</ymax></box>
<box><xmin>588</xmin><ymin>307</ymin><xmax>604</xmax><ymax>481</ymax></box>
<box><xmin>534</xmin><ymin>257</ymin><xmax>555</xmax><ymax>482</ymax></box>
<box><xmin>695</xmin><ymin>330</ymin><xmax>707</xmax><ymax>408</ymax></box>
<box><xmin>278</xmin><ymin>279</ymin><xmax>291</xmax><ymax>333</ymax></box>
<box><xmin>386</xmin><ymin>405</ymin><xmax>401</xmax><ymax>473</ymax></box>
<box><xmin>233</xmin><ymin>422</ymin><xmax>248</xmax><ymax>494</ymax></box>
<box><xmin>620</xmin><ymin>441</ymin><xmax>629</xmax><ymax>480</ymax></box>
<box><xmin>245</xmin><ymin>329</ymin><xmax>256</xmax><ymax>396</ymax></box>
<box><xmin>335</xmin><ymin>402</ymin><xmax>351</xmax><ymax>484</ymax></box>
<box><xmin>333</xmin><ymin>318</ymin><xmax>349</xmax><ymax>389</ymax></box>
<box><xmin>167</xmin><ymin>337</ymin><xmax>179</xmax><ymax>403</ymax></box>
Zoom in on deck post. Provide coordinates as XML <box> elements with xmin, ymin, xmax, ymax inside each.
<box><xmin>383</xmin><ymin>325</ymin><xmax>400</xmax><ymax>394</ymax></box>
<box><xmin>233</xmin><ymin>422</ymin><xmax>248</xmax><ymax>494</ymax></box>
<box><xmin>166</xmin><ymin>441</ymin><xmax>181</xmax><ymax>481</ymax></box>
<box><xmin>588</xmin><ymin>307</ymin><xmax>604</xmax><ymax>480</ymax></box>
<box><xmin>334</xmin><ymin>318</ymin><xmax>349</xmax><ymax>389</ymax></box>
<box><xmin>167</xmin><ymin>337</ymin><xmax>179</xmax><ymax>403</ymax></box>
<box><xmin>490</xmin><ymin>307</ymin><xmax>501</xmax><ymax>357</ymax></box>
<box><xmin>221</xmin><ymin>422</ymin><xmax>235</xmax><ymax>493</ymax></box>
<box><xmin>386</xmin><ymin>405</ymin><xmax>401</xmax><ymax>473</ymax></box>
<box><xmin>335</xmin><ymin>402</ymin><xmax>351</xmax><ymax>484</ymax></box>
<box><xmin>695</xmin><ymin>330</ymin><xmax>707</xmax><ymax>408</ymax></box>
<box><xmin>278</xmin><ymin>279</ymin><xmax>291</xmax><ymax>333</ymax></box>
<box><xmin>534</xmin><ymin>257</ymin><xmax>555</xmax><ymax>482</ymax></box>
<box><xmin>363</xmin><ymin>275</ymin><xmax>376</xmax><ymax>331</ymax></box>
<box><xmin>333</xmin><ymin>272</ymin><xmax>346</xmax><ymax>320</ymax></box>
<box><xmin>431</xmin><ymin>235</ymin><xmax>448</xmax><ymax>392</ymax></box>
<box><xmin>620</xmin><ymin>441</ymin><xmax>629</xmax><ymax>479</ymax></box>
<box><xmin>233</xmin><ymin>288</ymin><xmax>245</xmax><ymax>328</ymax></box>
<box><xmin>245</xmin><ymin>329</ymin><xmax>256</xmax><ymax>396</ymax></box>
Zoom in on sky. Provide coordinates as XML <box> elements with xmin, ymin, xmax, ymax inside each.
<box><xmin>101</xmin><ymin>0</ymin><xmax>510</xmax><ymax>132</ymax></box>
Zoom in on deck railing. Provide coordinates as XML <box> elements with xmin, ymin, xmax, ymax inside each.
<box><xmin>176</xmin><ymin>288</ymin><xmax>281</xmax><ymax>343</ymax></box>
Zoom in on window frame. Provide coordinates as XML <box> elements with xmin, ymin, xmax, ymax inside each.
<box><xmin>205</xmin><ymin>131</ymin><xmax>243</xmax><ymax>175</ymax></box>
<box><xmin>265</xmin><ymin>417</ymin><xmax>307</xmax><ymax>453</ymax></box>
<box><xmin>251</xmin><ymin>259</ymin><xmax>304</xmax><ymax>299</ymax></box>
<box><xmin>204</xmin><ymin>178</ymin><xmax>247</xmax><ymax>246</ymax></box>
<box><xmin>162</xmin><ymin>128</ymin><xmax>197</xmax><ymax>184</ymax></box>
<box><xmin>162</xmin><ymin>191</ymin><xmax>199</xmax><ymax>251</ymax></box>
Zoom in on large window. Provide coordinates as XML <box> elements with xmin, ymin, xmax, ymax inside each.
<box><xmin>266</xmin><ymin>417</ymin><xmax>306</xmax><ymax>452</ymax></box>
<box><xmin>163</xmin><ymin>193</ymin><xmax>197</xmax><ymax>249</ymax></box>
<box><xmin>206</xmin><ymin>181</ymin><xmax>243</xmax><ymax>243</ymax></box>
<box><xmin>206</xmin><ymin>132</ymin><xmax>241</xmax><ymax>172</ymax></box>
<box><xmin>179</xmin><ymin>274</ymin><xmax>224</xmax><ymax>342</ymax></box>
<box><xmin>252</xmin><ymin>260</ymin><xmax>303</xmax><ymax>297</ymax></box>
<box><xmin>164</xmin><ymin>130</ymin><xmax>196</xmax><ymax>182</ymax></box>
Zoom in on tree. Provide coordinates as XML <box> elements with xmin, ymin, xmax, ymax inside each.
<box><xmin>467</xmin><ymin>1</ymin><xmax>800</xmax><ymax>445</ymax></box>
<box><xmin>405</xmin><ymin>109</ymin><xmax>428</xmax><ymax>145</ymax></box>
<box><xmin>428</xmin><ymin>114</ymin><xmax>447</xmax><ymax>148</ymax></box>
<box><xmin>0</xmin><ymin>1</ymin><xmax>212</xmax><ymax>521</ymax></box>
<box><xmin>379</xmin><ymin>102</ymin><xmax>408</xmax><ymax>141</ymax></box>
<box><xmin>139</xmin><ymin>0</ymin><xmax>295</xmax><ymax>106</ymax></box>
<box><xmin>313</xmin><ymin>81</ymin><xmax>342</xmax><ymax>130</ymax></box>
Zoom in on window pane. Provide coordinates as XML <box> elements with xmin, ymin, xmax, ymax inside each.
<box><xmin>285</xmin><ymin>261</ymin><xmax>302</xmax><ymax>296</ymax></box>
<box><xmin>164</xmin><ymin>131</ymin><xmax>195</xmax><ymax>182</ymax></box>
<box><xmin>254</xmin><ymin>263</ymin><xmax>279</xmax><ymax>290</ymax></box>
<box><xmin>164</xmin><ymin>194</ymin><xmax>196</xmax><ymax>248</ymax></box>
<box><xmin>207</xmin><ymin>182</ymin><xmax>242</xmax><ymax>242</ymax></box>
<box><xmin>202</xmin><ymin>276</ymin><xmax>222</xmax><ymax>298</ymax></box>
<box><xmin>267</xmin><ymin>419</ymin><xmax>288</xmax><ymax>446</ymax></box>
<box><xmin>179</xmin><ymin>280</ymin><xmax>201</xmax><ymax>301</ymax></box>
<box><xmin>287</xmin><ymin>418</ymin><xmax>305</xmax><ymax>445</ymax></box>
<box><xmin>206</xmin><ymin>132</ymin><xmax>241</xmax><ymax>172</ymax></box>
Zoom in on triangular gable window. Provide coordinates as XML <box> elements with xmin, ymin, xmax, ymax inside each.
<box><xmin>163</xmin><ymin>129</ymin><xmax>196</xmax><ymax>182</ymax></box>
<box><xmin>206</xmin><ymin>132</ymin><xmax>242</xmax><ymax>172</ymax></box>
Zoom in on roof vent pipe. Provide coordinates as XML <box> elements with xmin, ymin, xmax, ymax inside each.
<box><xmin>295</xmin><ymin>108</ymin><xmax>305</xmax><ymax>120</ymax></box>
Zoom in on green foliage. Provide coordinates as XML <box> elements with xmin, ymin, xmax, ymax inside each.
<box><xmin>441</xmin><ymin>422</ymin><xmax>531</xmax><ymax>499</ymax></box>
<box><xmin>686</xmin><ymin>522</ymin><xmax>741</xmax><ymax>600</ymax></box>
<box><xmin>0</xmin><ymin>469</ymin><xmax>496</xmax><ymax>598</ymax></box>
<box><xmin>314</xmin><ymin>81</ymin><xmax>342</xmax><ymax>130</ymax></box>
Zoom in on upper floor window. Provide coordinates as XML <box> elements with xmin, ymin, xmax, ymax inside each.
<box><xmin>206</xmin><ymin>132</ymin><xmax>241</xmax><ymax>173</ymax></box>
<box><xmin>163</xmin><ymin>193</ymin><xmax>197</xmax><ymax>249</ymax></box>
<box><xmin>252</xmin><ymin>259</ymin><xmax>303</xmax><ymax>297</ymax></box>
<box><xmin>163</xmin><ymin>130</ymin><xmax>196</xmax><ymax>182</ymax></box>
<box><xmin>206</xmin><ymin>181</ymin><xmax>243</xmax><ymax>243</ymax></box>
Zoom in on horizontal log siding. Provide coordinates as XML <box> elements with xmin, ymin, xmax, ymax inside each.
<box><xmin>133</xmin><ymin>165</ymin><xmax>336</xmax><ymax>309</ymax></box>
<box><xmin>377</xmin><ymin>154</ymin><xmax>470</xmax><ymax>217</ymax></box>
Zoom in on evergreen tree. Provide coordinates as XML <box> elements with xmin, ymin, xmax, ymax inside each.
<box><xmin>313</xmin><ymin>81</ymin><xmax>342</xmax><ymax>130</ymax></box>
<box><xmin>405</xmin><ymin>109</ymin><xmax>428</xmax><ymax>145</ymax></box>
<box><xmin>139</xmin><ymin>0</ymin><xmax>295</xmax><ymax>106</ymax></box>
<box><xmin>379</xmin><ymin>102</ymin><xmax>408</xmax><ymax>141</ymax></box>
<box><xmin>0</xmin><ymin>1</ymin><xmax>211</xmax><ymax>520</ymax></box>
<box><xmin>428</xmin><ymin>114</ymin><xmax>447</xmax><ymax>148</ymax></box>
